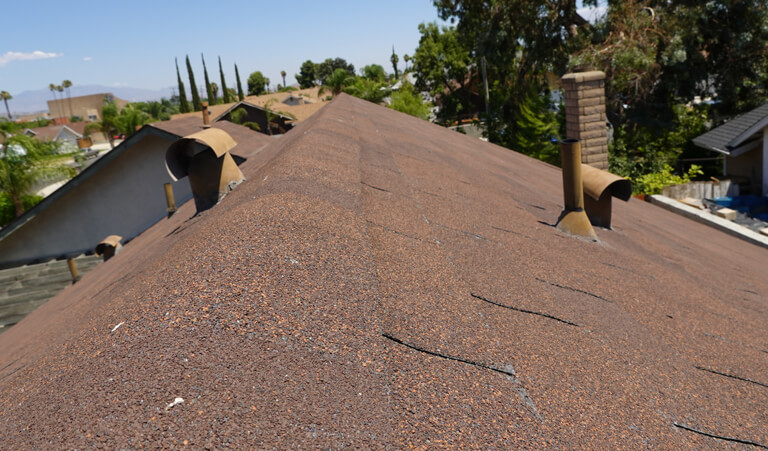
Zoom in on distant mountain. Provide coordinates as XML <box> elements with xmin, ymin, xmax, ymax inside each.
<box><xmin>8</xmin><ymin>85</ymin><xmax>171</xmax><ymax>115</ymax></box>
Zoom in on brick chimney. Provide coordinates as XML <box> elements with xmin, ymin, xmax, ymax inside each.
<box><xmin>562</xmin><ymin>71</ymin><xmax>608</xmax><ymax>170</ymax></box>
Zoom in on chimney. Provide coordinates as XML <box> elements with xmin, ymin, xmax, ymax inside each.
<box><xmin>556</xmin><ymin>140</ymin><xmax>597</xmax><ymax>240</ymax></box>
<box><xmin>165</xmin><ymin>128</ymin><xmax>244</xmax><ymax>213</ymax></box>
<box><xmin>202</xmin><ymin>101</ymin><xmax>211</xmax><ymax>128</ymax></box>
<box><xmin>562</xmin><ymin>71</ymin><xmax>608</xmax><ymax>169</ymax></box>
<box><xmin>95</xmin><ymin>235</ymin><xmax>123</xmax><ymax>261</ymax></box>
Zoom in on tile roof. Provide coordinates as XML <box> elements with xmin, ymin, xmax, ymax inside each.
<box><xmin>693</xmin><ymin>103</ymin><xmax>768</xmax><ymax>154</ymax></box>
<box><xmin>0</xmin><ymin>95</ymin><xmax>767</xmax><ymax>448</ymax></box>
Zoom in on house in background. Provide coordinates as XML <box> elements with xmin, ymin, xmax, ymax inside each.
<box><xmin>693</xmin><ymin>103</ymin><xmax>768</xmax><ymax>196</ymax></box>
<box><xmin>47</xmin><ymin>93</ymin><xmax>129</xmax><ymax>122</ymax></box>
<box><xmin>24</xmin><ymin>123</ymin><xmax>85</xmax><ymax>152</ymax></box>
<box><xmin>0</xmin><ymin>114</ymin><xmax>270</xmax><ymax>269</ymax></box>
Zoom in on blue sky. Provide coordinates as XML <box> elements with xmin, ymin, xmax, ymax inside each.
<box><xmin>1</xmin><ymin>1</ymin><xmax>602</xmax><ymax>98</ymax></box>
<box><xmin>0</xmin><ymin>0</ymin><xmax>445</xmax><ymax>97</ymax></box>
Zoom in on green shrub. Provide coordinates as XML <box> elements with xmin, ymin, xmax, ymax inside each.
<box><xmin>632</xmin><ymin>164</ymin><xmax>703</xmax><ymax>195</ymax></box>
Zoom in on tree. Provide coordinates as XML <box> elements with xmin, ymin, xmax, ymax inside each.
<box><xmin>345</xmin><ymin>77</ymin><xmax>388</xmax><ymax>104</ymax></box>
<box><xmin>391</xmin><ymin>47</ymin><xmax>399</xmax><ymax>79</ymax></box>
<box><xmin>296</xmin><ymin>60</ymin><xmax>317</xmax><ymax>88</ymax></box>
<box><xmin>571</xmin><ymin>0</ymin><xmax>768</xmax><ymax>180</ymax></box>
<box><xmin>56</xmin><ymin>85</ymin><xmax>65</xmax><ymax>118</ymax></box>
<box><xmin>433</xmin><ymin>0</ymin><xmax>586</xmax><ymax>149</ymax></box>
<box><xmin>235</xmin><ymin>64</ymin><xmax>245</xmax><ymax>101</ymax></box>
<box><xmin>48</xmin><ymin>83</ymin><xmax>64</xmax><ymax>118</ymax></box>
<box><xmin>281</xmin><ymin>70</ymin><xmax>287</xmax><ymax>88</ymax></box>
<box><xmin>314</xmin><ymin>58</ymin><xmax>355</xmax><ymax>86</ymax></box>
<box><xmin>0</xmin><ymin>135</ymin><xmax>73</xmax><ymax>217</ymax></box>
<box><xmin>99</xmin><ymin>100</ymin><xmax>120</xmax><ymax>148</ymax></box>
<box><xmin>219</xmin><ymin>57</ymin><xmax>231</xmax><ymax>104</ymax></box>
<box><xmin>403</xmin><ymin>54</ymin><xmax>410</xmax><ymax>72</ymax></box>
<box><xmin>388</xmin><ymin>81</ymin><xmax>432</xmax><ymax>120</ymax></box>
<box><xmin>62</xmin><ymin>80</ymin><xmax>73</xmax><ymax>118</ymax></box>
<box><xmin>511</xmin><ymin>86</ymin><xmax>561</xmax><ymax>166</ymax></box>
<box><xmin>361</xmin><ymin>64</ymin><xmax>387</xmax><ymax>83</ymax></box>
<box><xmin>186</xmin><ymin>55</ymin><xmax>202</xmax><ymax>111</ymax></box>
<box><xmin>229</xmin><ymin>106</ymin><xmax>262</xmax><ymax>132</ymax></box>
<box><xmin>202</xmin><ymin>54</ymin><xmax>214</xmax><ymax>105</ymax></box>
<box><xmin>1</xmin><ymin>91</ymin><xmax>12</xmax><ymax>120</ymax></box>
<box><xmin>412</xmin><ymin>22</ymin><xmax>474</xmax><ymax>124</ymax></box>
<box><xmin>210</xmin><ymin>82</ymin><xmax>219</xmax><ymax>104</ymax></box>
<box><xmin>247</xmin><ymin>71</ymin><xmax>269</xmax><ymax>96</ymax></box>
<box><xmin>319</xmin><ymin>69</ymin><xmax>355</xmax><ymax>97</ymax></box>
<box><xmin>116</xmin><ymin>104</ymin><xmax>150</xmax><ymax>136</ymax></box>
<box><xmin>176</xmin><ymin>58</ymin><xmax>191</xmax><ymax>113</ymax></box>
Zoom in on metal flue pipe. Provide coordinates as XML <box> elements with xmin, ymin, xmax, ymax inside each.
<box><xmin>556</xmin><ymin>139</ymin><xmax>597</xmax><ymax>240</ymax></box>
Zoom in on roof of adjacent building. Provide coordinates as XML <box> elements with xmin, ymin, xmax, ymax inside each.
<box><xmin>693</xmin><ymin>103</ymin><xmax>768</xmax><ymax>154</ymax></box>
<box><xmin>171</xmin><ymin>87</ymin><xmax>328</xmax><ymax>124</ymax></box>
<box><xmin>0</xmin><ymin>94</ymin><xmax>767</xmax><ymax>448</ymax></box>
<box><xmin>24</xmin><ymin>122</ymin><xmax>86</xmax><ymax>141</ymax></box>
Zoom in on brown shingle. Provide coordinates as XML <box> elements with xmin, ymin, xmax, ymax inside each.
<box><xmin>0</xmin><ymin>95</ymin><xmax>766</xmax><ymax>448</ymax></box>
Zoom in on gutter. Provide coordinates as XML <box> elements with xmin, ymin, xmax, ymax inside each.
<box><xmin>648</xmin><ymin>195</ymin><xmax>768</xmax><ymax>250</ymax></box>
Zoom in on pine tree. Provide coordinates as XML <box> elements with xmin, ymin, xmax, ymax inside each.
<box><xmin>202</xmin><ymin>54</ymin><xmax>214</xmax><ymax>105</ymax></box>
<box><xmin>219</xmin><ymin>57</ymin><xmax>231</xmax><ymax>104</ymax></box>
<box><xmin>176</xmin><ymin>58</ymin><xmax>190</xmax><ymax>113</ymax></box>
<box><xmin>235</xmin><ymin>63</ymin><xmax>245</xmax><ymax>101</ymax></box>
<box><xmin>186</xmin><ymin>55</ymin><xmax>202</xmax><ymax>111</ymax></box>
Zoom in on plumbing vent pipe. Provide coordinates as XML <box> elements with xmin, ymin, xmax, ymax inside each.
<box><xmin>67</xmin><ymin>258</ymin><xmax>81</xmax><ymax>283</ymax></box>
<box><xmin>202</xmin><ymin>101</ymin><xmax>211</xmax><ymax>128</ymax></box>
<box><xmin>556</xmin><ymin>139</ymin><xmax>598</xmax><ymax>240</ymax></box>
<box><xmin>165</xmin><ymin>128</ymin><xmax>244</xmax><ymax>213</ymax></box>
<box><xmin>581</xmin><ymin>164</ymin><xmax>632</xmax><ymax>229</ymax></box>
<box><xmin>164</xmin><ymin>183</ymin><xmax>177</xmax><ymax>217</ymax></box>
<box><xmin>95</xmin><ymin>235</ymin><xmax>123</xmax><ymax>261</ymax></box>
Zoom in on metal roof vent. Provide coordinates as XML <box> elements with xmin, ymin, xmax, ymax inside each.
<box><xmin>582</xmin><ymin>164</ymin><xmax>632</xmax><ymax>229</ymax></box>
<box><xmin>165</xmin><ymin>128</ymin><xmax>244</xmax><ymax>213</ymax></box>
<box><xmin>556</xmin><ymin>139</ymin><xmax>598</xmax><ymax>240</ymax></box>
<box><xmin>95</xmin><ymin>235</ymin><xmax>123</xmax><ymax>261</ymax></box>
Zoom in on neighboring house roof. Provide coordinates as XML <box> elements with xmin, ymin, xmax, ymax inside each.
<box><xmin>171</xmin><ymin>87</ymin><xmax>327</xmax><ymax>124</ymax></box>
<box><xmin>23</xmin><ymin>124</ymin><xmax>84</xmax><ymax>141</ymax></box>
<box><xmin>1</xmin><ymin>95</ymin><xmax>767</xmax><ymax>448</ymax></box>
<box><xmin>693</xmin><ymin>103</ymin><xmax>768</xmax><ymax>155</ymax></box>
<box><xmin>212</xmin><ymin>100</ymin><xmax>297</xmax><ymax>123</ymax></box>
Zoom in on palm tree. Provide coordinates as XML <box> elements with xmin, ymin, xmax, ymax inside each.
<box><xmin>62</xmin><ymin>80</ymin><xmax>73</xmax><ymax>118</ymax></box>
<box><xmin>0</xmin><ymin>135</ymin><xmax>73</xmax><ymax>217</ymax></box>
<box><xmin>48</xmin><ymin>83</ymin><xmax>58</xmax><ymax>117</ymax></box>
<box><xmin>1</xmin><ymin>91</ymin><xmax>12</xmax><ymax>120</ymax></box>
<box><xmin>318</xmin><ymin>68</ymin><xmax>355</xmax><ymax>97</ymax></box>
<box><xmin>56</xmin><ymin>86</ymin><xmax>65</xmax><ymax>119</ymax></box>
<box><xmin>281</xmin><ymin>70</ymin><xmax>287</xmax><ymax>88</ymax></box>
<box><xmin>403</xmin><ymin>54</ymin><xmax>410</xmax><ymax>72</ymax></box>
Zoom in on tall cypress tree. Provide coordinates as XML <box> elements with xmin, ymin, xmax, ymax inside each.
<box><xmin>219</xmin><ymin>57</ymin><xmax>231</xmax><ymax>104</ymax></box>
<box><xmin>186</xmin><ymin>55</ymin><xmax>202</xmax><ymax>111</ymax></box>
<box><xmin>235</xmin><ymin>63</ymin><xmax>245</xmax><ymax>101</ymax></box>
<box><xmin>176</xmin><ymin>58</ymin><xmax>190</xmax><ymax>113</ymax></box>
<box><xmin>202</xmin><ymin>54</ymin><xmax>214</xmax><ymax>105</ymax></box>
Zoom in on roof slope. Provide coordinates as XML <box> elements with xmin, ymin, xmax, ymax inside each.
<box><xmin>693</xmin><ymin>103</ymin><xmax>768</xmax><ymax>153</ymax></box>
<box><xmin>0</xmin><ymin>95</ymin><xmax>767</xmax><ymax>448</ymax></box>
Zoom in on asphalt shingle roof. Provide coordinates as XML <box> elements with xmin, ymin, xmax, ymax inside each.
<box><xmin>0</xmin><ymin>95</ymin><xmax>766</xmax><ymax>448</ymax></box>
<box><xmin>693</xmin><ymin>103</ymin><xmax>768</xmax><ymax>154</ymax></box>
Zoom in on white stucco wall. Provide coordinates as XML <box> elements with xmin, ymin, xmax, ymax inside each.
<box><xmin>0</xmin><ymin>134</ymin><xmax>193</xmax><ymax>266</ymax></box>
